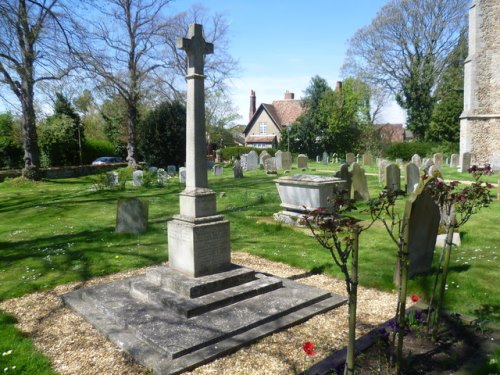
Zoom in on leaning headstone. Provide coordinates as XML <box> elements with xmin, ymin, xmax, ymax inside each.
<box><xmin>346</xmin><ymin>153</ymin><xmax>355</xmax><ymax>165</ymax></box>
<box><xmin>132</xmin><ymin>170</ymin><xmax>144</xmax><ymax>187</ymax></box>
<box><xmin>433</xmin><ymin>153</ymin><xmax>444</xmax><ymax>167</ymax></box>
<box><xmin>246</xmin><ymin>151</ymin><xmax>258</xmax><ymax>171</ymax></box>
<box><xmin>115</xmin><ymin>198</ymin><xmax>148</xmax><ymax>234</ymax></box>
<box><xmin>179</xmin><ymin>167</ymin><xmax>186</xmax><ymax>183</ymax></box>
<box><xmin>281</xmin><ymin>151</ymin><xmax>292</xmax><ymax>170</ymax></box>
<box><xmin>259</xmin><ymin>150</ymin><xmax>269</xmax><ymax>166</ymax></box>
<box><xmin>275</xmin><ymin>150</ymin><xmax>283</xmax><ymax>169</ymax></box>
<box><xmin>107</xmin><ymin>171</ymin><xmax>119</xmax><ymax>187</ymax></box>
<box><xmin>362</xmin><ymin>152</ymin><xmax>373</xmax><ymax>166</ymax></box>
<box><xmin>411</xmin><ymin>154</ymin><xmax>421</xmax><ymax>167</ymax></box>
<box><xmin>406</xmin><ymin>162</ymin><xmax>420</xmax><ymax>194</ymax></box>
<box><xmin>322</xmin><ymin>151</ymin><xmax>329</xmax><ymax>164</ymax></box>
<box><xmin>459</xmin><ymin>152</ymin><xmax>471</xmax><ymax>173</ymax></box>
<box><xmin>167</xmin><ymin>165</ymin><xmax>176</xmax><ymax>176</ymax></box>
<box><xmin>394</xmin><ymin>179</ymin><xmax>440</xmax><ymax>283</ymax></box>
<box><xmin>385</xmin><ymin>163</ymin><xmax>401</xmax><ymax>192</ymax></box>
<box><xmin>449</xmin><ymin>154</ymin><xmax>459</xmax><ymax>167</ymax></box>
<box><xmin>157</xmin><ymin>168</ymin><xmax>168</xmax><ymax>185</ymax></box>
<box><xmin>297</xmin><ymin>154</ymin><xmax>308</xmax><ymax>169</ymax></box>
<box><xmin>335</xmin><ymin>163</ymin><xmax>352</xmax><ymax>199</ymax></box>
<box><xmin>351</xmin><ymin>162</ymin><xmax>369</xmax><ymax>201</ymax></box>
<box><xmin>213</xmin><ymin>164</ymin><xmax>223</xmax><ymax>176</ymax></box>
<box><xmin>265</xmin><ymin>157</ymin><xmax>277</xmax><ymax>174</ymax></box>
<box><xmin>233</xmin><ymin>159</ymin><xmax>243</xmax><ymax>178</ymax></box>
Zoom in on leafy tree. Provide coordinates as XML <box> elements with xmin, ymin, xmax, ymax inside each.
<box><xmin>318</xmin><ymin>78</ymin><xmax>371</xmax><ymax>155</ymax></box>
<box><xmin>343</xmin><ymin>0</ymin><xmax>469</xmax><ymax>140</ymax></box>
<box><xmin>138</xmin><ymin>100</ymin><xmax>186</xmax><ymax>167</ymax></box>
<box><xmin>427</xmin><ymin>33</ymin><xmax>467</xmax><ymax>143</ymax></box>
<box><xmin>205</xmin><ymin>90</ymin><xmax>240</xmax><ymax>148</ymax></box>
<box><xmin>284</xmin><ymin>76</ymin><xmax>331</xmax><ymax>156</ymax></box>
<box><xmin>0</xmin><ymin>0</ymin><xmax>75</xmax><ymax>178</ymax></box>
<box><xmin>0</xmin><ymin>112</ymin><xmax>23</xmax><ymax>168</ymax></box>
<box><xmin>99</xmin><ymin>96</ymin><xmax>128</xmax><ymax>156</ymax></box>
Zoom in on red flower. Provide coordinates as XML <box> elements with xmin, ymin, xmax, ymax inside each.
<box><xmin>302</xmin><ymin>341</ymin><xmax>316</xmax><ymax>356</ymax></box>
<box><xmin>411</xmin><ymin>295</ymin><xmax>419</xmax><ymax>302</ymax></box>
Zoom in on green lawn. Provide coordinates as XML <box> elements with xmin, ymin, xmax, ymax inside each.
<box><xmin>0</xmin><ymin>163</ymin><xmax>498</xmax><ymax>373</ymax></box>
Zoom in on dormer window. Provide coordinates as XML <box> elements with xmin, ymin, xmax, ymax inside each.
<box><xmin>259</xmin><ymin>122</ymin><xmax>267</xmax><ymax>135</ymax></box>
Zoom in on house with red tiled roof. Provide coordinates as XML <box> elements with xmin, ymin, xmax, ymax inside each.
<box><xmin>243</xmin><ymin>90</ymin><xmax>305</xmax><ymax>148</ymax></box>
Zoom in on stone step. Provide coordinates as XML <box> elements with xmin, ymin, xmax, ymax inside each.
<box><xmin>146</xmin><ymin>264</ymin><xmax>256</xmax><ymax>298</ymax></box>
<box><xmin>130</xmin><ymin>274</ymin><xmax>283</xmax><ymax>318</ymax></box>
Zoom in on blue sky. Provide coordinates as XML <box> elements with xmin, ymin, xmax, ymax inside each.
<box><xmin>172</xmin><ymin>0</ymin><xmax>406</xmax><ymax>125</ymax></box>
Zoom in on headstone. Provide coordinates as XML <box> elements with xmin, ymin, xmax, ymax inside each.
<box><xmin>246</xmin><ymin>151</ymin><xmax>258</xmax><ymax>171</ymax></box>
<box><xmin>316</xmin><ymin>155</ymin><xmax>320</xmax><ymax>163</ymax></box>
<box><xmin>179</xmin><ymin>167</ymin><xmax>186</xmax><ymax>183</ymax></box>
<box><xmin>281</xmin><ymin>151</ymin><xmax>292</xmax><ymax>170</ymax></box>
<box><xmin>240</xmin><ymin>154</ymin><xmax>248</xmax><ymax>170</ymax></box>
<box><xmin>355</xmin><ymin>154</ymin><xmax>361</xmax><ymax>164</ymax></box>
<box><xmin>213</xmin><ymin>164</ymin><xmax>223</xmax><ymax>176</ymax></box>
<box><xmin>265</xmin><ymin>157</ymin><xmax>277</xmax><ymax>174</ymax></box>
<box><xmin>433</xmin><ymin>153</ymin><xmax>444</xmax><ymax>167</ymax></box>
<box><xmin>428</xmin><ymin>164</ymin><xmax>442</xmax><ymax>177</ymax></box>
<box><xmin>332</xmin><ymin>153</ymin><xmax>338</xmax><ymax>163</ymax></box>
<box><xmin>275</xmin><ymin>150</ymin><xmax>283</xmax><ymax>169</ymax></box>
<box><xmin>167</xmin><ymin>165</ymin><xmax>176</xmax><ymax>176</ymax></box>
<box><xmin>395</xmin><ymin>158</ymin><xmax>403</xmax><ymax>165</ymax></box>
<box><xmin>215</xmin><ymin>149</ymin><xmax>222</xmax><ymax>163</ymax></box>
<box><xmin>346</xmin><ymin>153</ymin><xmax>355</xmax><ymax>165</ymax></box>
<box><xmin>107</xmin><ymin>171</ymin><xmax>119</xmax><ymax>187</ymax></box>
<box><xmin>351</xmin><ymin>162</ymin><xmax>369</xmax><ymax>201</ymax></box>
<box><xmin>322</xmin><ymin>151</ymin><xmax>329</xmax><ymax>164</ymax></box>
<box><xmin>378</xmin><ymin>160</ymin><xmax>390</xmax><ymax>183</ymax></box>
<box><xmin>148</xmin><ymin>166</ymin><xmax>158</xmax><ymax>173</ymax></box>
<box><xmin>450</xmin><ymin>154</ymin><xmax>459</xmax><ymax>167</ymax></box>
<box><xmin>362</xmin><ymin>152</ymin><xmax>373</xmax><ymax>166</ymax></box>
<box><xmin>406</xmin><ymin>162</ymin><xmax>420</xmax><ymax>194</ymax></box>
<box><xmin>335</xmin><ymin>163</ymin><xmax>352</xmax><ymax>199</ymax></box>
<box><xmin>259</xmin><ymin>150</ymin><xmax>269</xmax><ymax>166</ymax></box>
<box><xmin>233</xmin><ymin>159</ymin><xmax>243</xmax><ymax>178</ymax></box>
<box><xmin>459</xmin><ymin>152</ymin><xmax>471</xmax><ymax>173</ymax></box>
<box><xmin>132</xmin><ymin>170</ymin><xmax>144</xmax><ymax>187</ymax></box>
<box><xmin>411</xmin><ymin>154</ymin><xmax>421</xmax><ymax>167</ymax></box>
<box><xmin>385</xmin><ymin>163</ymin><xmax>401</xmax><ymax>192</ymax></box>
<box><xmin>115</xmin><ymin>198</ymin><xmax>148</xmax><ymax>234</ymax></box>
<box><xmin>157</xmin><ymin>168</ymin><xmax>168</xmax><ymax>185</ymax></box>
<box><xmin>261</xmin><ymin>154</ymin><xmax>271</xmax><ymax>169</ymax></box>
<box><xmin>297</xmin><ymin>154</ymin><xmax>308</xmax><ymax>169</ymax></box>
<box><xmin>397</xmin><ymin>180</ymin><xmax>440</xmax><ymax>280</ymax></box>
<box><xmin>423</xmin><ymin>158</ymin><xmax>434</xmax><ymax>174</ymax></box>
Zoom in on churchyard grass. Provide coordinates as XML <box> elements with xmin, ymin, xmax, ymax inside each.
<box><xmin>0</xmin><ymin>164</ymin><xmax>498</xmax><ymax>372</ymax></box>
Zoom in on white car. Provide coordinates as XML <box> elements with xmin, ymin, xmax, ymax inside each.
<box><xmin>91</xmin><ymin>157</ymin><xmax>125</xmax><ymax>165</ymax></box>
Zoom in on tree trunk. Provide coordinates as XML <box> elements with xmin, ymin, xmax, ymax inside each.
<box><xmin>20</xmin><ymin>83</ymin><xmax>41</xmax><ymax>180</ymax></box>
<box><xmin>345</xmin><ymin>228</ymin><xmax>359</xmax><ymax>375</ymax></box>
<box><xmin>126</xmin><ymin>99</ymin><xmax>137</xmax><ymax>166</ymax></box>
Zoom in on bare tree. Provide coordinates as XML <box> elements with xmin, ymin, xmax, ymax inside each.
<box><xmin>0</xmin><ymin>0</ymin><xmax>75</xmax><ymax>178</ymax></box>
<box><xmin>342</xmin><ymin>0</ymin><xmax>468</xmax><ymax>139</ymax></box>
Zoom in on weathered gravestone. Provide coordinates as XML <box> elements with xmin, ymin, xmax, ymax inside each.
<box><xmin>167</xmin><ymin>165</ymin><xmax>176</xmax><ymax>176</ymax></box>
<box><xmin>385</xmin><ymin>163</ymin><xmax>401</xmax><ymax>192</ymax></box>
<box><xmin>246</xmin><ymin>150</ymin><xmax>258</xmax><ymax>170</ymax></box>
<box><xmin>265</xmin><ymin>157</ymin><xmax>277</xmax><ymax>174</ymax></box>
<box><xmin>275</xmin><ymin>150</ymin><xmax>283</xmax><ymax>169</ymax></box>
<box><xmin>394</xmin><ymin>179</ymin><xmax>440</xmax><ymax>283</ymax></box>
<box><xmin>406</xmin><ymin>162</ymin><xmax>420</xmax><ymax>194</ymax></box>
<box><xmin>459</xmin><ymin>152</ymin><xmax>472</xmax><ymax>173</ymax></box>
<box><xmin>179</xmin><ymin>166</ymin><xmax>186</xmax><ymax>183</ymax></box>
<box><xmin>297</xmin><ymin>154</ymin><xmax>308</xmax><ymax>169</ymax></box>
<box><xmin>107</xmin><ymin>171</ymin><xmax>119</xmax><ymax>187</ymax></box>
<box><xmin>351</xmin><ymin>162</ymin><xmax>369</xmax><ymax>201</ymax></box>
<box><xmin>115</xmin><ymin>198</ymin><xmax>148</xmax><ymax>234</ymax></box>
<box><xmin>148</xmin><ymin>166</ymin><xmax>158</xmax><ymax>174</ymax></box>
<box><xmin>395</xmin><ymin>158</ymin><xmax>403</xmax><ymax>165</ymax></box>
<box><xmin>157</xmin><ymin>168</ymin><xmax>168</xmax><ymax>185</ymax></box>
<box><xmin>335</xmin><ymin>163</ymin><xmax>352</xmax><ymax>199</ymax></box>
<box><xmin>281</xmin><ymin>151</ymin><xmax>292</xmax><ymax>170</ymax></box>
<box><xmin>433</xmin><ymin>153</ymin><xmax>444</xmax><ymax>167</ymax></box>
<box><xmin>62</xmin><ymin>24</ymin><xmax>346</xmax><ymax>375</ymax></box>
<box><xmin>428</xmin><ymin>164</ymin><xmax>442</xmax><ymax>177</ymax></box>
<box><xmin>411</xmin><ymin>154</ymin><xmax>421</xmax><ymax>167</ymax></box>
<box><xmin>322</xmin><ymin>151</ymin><xmax>329</xmax><ymax>164</ymax></box>
<box><xmin>423</xmin><ymin>158</ymin><xmax>434</xmax><ymax>174</ymax></box>
<box><xmin>259</xmin><ymin>150</ymin><xmax>269</xmax><ymax>166</ymax></box>
<box><xmin>450</xmin><ymin>154</ymin><xmax>459</xmax><ymax>167</ymax></box>
<box><xmin>260</xmin><ymin>154</ymin><xmax>271</xmax><ymax>169</ymax></box>
<box><xmin>346</xmin><ymin>153</ymin><xmax>355</xmax><ymax>165</ymax></box>
<box><xmin>362</xmin><ymin>152</ymin><xmax>373</xmax><ymax>166</ymax></box>
<box><xmin>233</xmin><ymin>159</ymin><xmax>243</xmax><ymax>178</ymax></box>
<box><xmin>132</xmin><ymin>170</ymin><xmax>143</xmax><ymax>187</ymax></box>
<box><xmin>240</xmin><ymin>154</ymin><xmax>248</xmax><ymax>170</ymax></box>
<box><xmin>378</xmin><ymin>160</ymin><xmax>390</xmax><ymax>183</ymax></box>
<box><xmin>213</xmin><ymin>164</ymin><xmax>223</xmax><ymax>176</ymax></box>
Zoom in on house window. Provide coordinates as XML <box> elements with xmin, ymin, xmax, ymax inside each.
<box><xmin>259</xmin><ymin>122</ymin><xmax>267</xmax><ymax>135</ymax></box>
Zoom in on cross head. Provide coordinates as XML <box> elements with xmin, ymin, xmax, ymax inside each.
<box><xmin>177</xmin><ymin>24</ymin><xmax>214</xmax><ymax>76</ymax></box>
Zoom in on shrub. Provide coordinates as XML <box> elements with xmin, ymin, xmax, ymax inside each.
<box><xmin>384</xmin><ymin>141</ymin><xmax>437</xmax><ymax>161</ymax></box>
<box><xmin>221</xmin><ymin>146</ymin><xmax>277</xmax><ymax>160</ymax></box>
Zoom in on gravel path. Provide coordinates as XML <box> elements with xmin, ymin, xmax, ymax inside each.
<box><xmin>0</xmin><ymin>252</ymin><xmax>406</xmax><ymax>375</ymax></box>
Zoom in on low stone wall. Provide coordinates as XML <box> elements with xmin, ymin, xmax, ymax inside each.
<box><xmin>0</xmin><ymin>163</ymin><xmax>128</xmax><ymax>182</ymax></box>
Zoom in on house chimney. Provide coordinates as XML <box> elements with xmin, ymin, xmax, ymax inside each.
<box><xmin>284</xmin><ymin>90</ymin><xmax>295</xmax><ymax>100</ymax></box>
<box><xmin>249</xmin><ymin>90</ymin><xmax>256</xmax><ymax>121</ymax></box>
<box><xmin>335</xmin><ymin>81</ymin><xmax>343</xmax><ymax>92</ymax></box>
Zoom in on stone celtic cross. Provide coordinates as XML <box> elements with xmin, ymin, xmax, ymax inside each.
<box><xmin>177</xmin><ymin>24</ymin><xmax>214</xmax><ymax>76</ymax></box>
